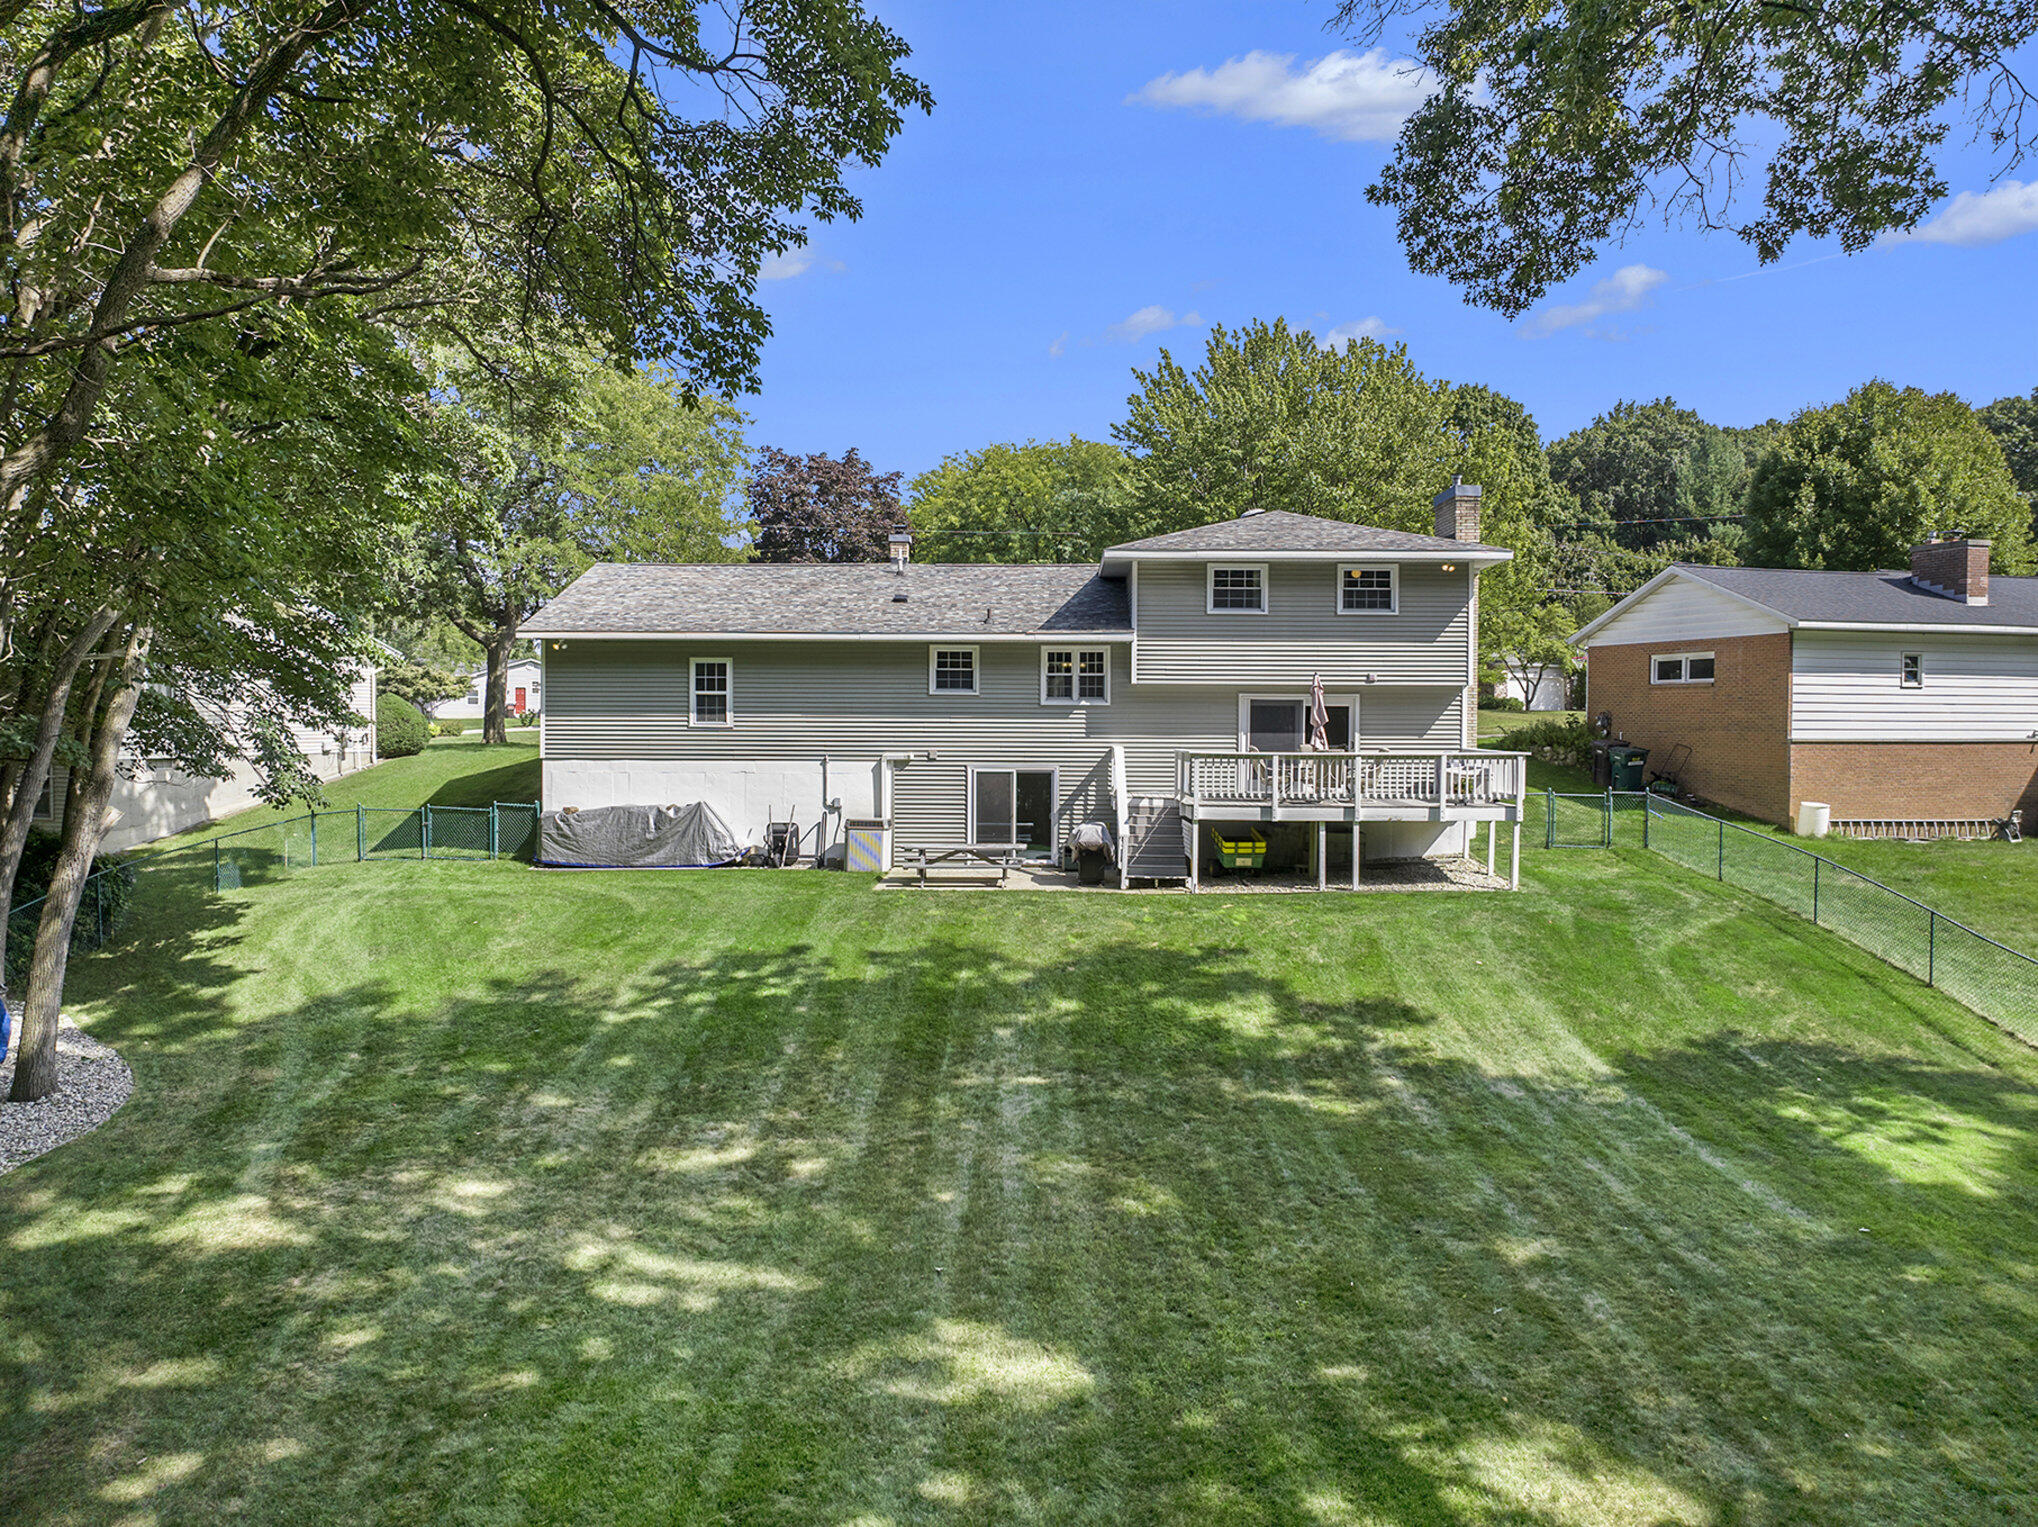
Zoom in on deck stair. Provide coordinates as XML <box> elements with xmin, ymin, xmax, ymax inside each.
<box><xmin>1123</xmin><ymin>796</ymin><xmax>1189</xmax><ymax>880</ymax></box>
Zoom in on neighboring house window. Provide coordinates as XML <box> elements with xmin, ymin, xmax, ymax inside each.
<box><xmin>1651</xmin><ymin>652</ymin><xmax>1716</xmax><ymax>684</ymax></box>
<box><xmin>466</xmin><ymin>687</ymin><xmax>481</xmax><ymax>703</ymax></box>
<box><xmin>691</xmin><ymin>658</ymin><xmax>731</xmax><ymax>725</ymax></box>
<box><xmin>930</xmin><ymin>646</ymin><xmax>980</xmax><ymax>695</ymax></box>
<box><xmin>1207</xmin><ymin>564</ymin><xmax>1267</xmax><ymax>614</ymax></box>
<box><xmin>1337</xmin><ymin>564</ymin><xmax>1397</xmax><ymax>614</ymax></box>
<box><xmin>1042</xmin><ymin>647</ymin><xmax>1109</xmax><ymax>705</ymax></box>
<box><xmin>1901</xmin><ymin>652</ymin><xmax>1924</xmax><ymax>688</ymax></box>
<box><xmin>33</xmin><ymin>773</ymin><xmax>53</xmax><ymax>818</ymax></box>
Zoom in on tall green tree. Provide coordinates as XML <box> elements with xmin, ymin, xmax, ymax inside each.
<box><xmin>1332</xmin><ymin>0</ymin><xmax>2038</xmax><ymax>313</ymax></box>
<box><xmin>0</xmin><ymin>0</ymin><xmax>928</xmax><ymax>1101</ymax></box>
<box><xmin>410</xmin><ymin>356</ymin><xmax>747</xmax><ymax>742</ymax></box>
<box><xmin>1547</xmin><ymin>400</ymin><xmax>1750</xmax><ymax>549</ymax></box>
<box><xmin>1979</xmin><ymin>387</ymin><xmax>2038</xmax><ymax>532</ymax></box>
<box><xmin>1113</xmin><ymin>319</ymin><xmax>1453</xmax><ymax>532</ymax></box>
<box><xmin>909</xmin><ymin>437</ymin><xmax>1132</xmax><ymax>562</ymax></box>
<box><xmin>1744</xmin><ymin>381</ymin><xmax>2033</xmax><ymax>572</ymax></box>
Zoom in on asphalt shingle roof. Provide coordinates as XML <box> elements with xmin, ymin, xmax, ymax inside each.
<box><xmin>1103</xmin><ymin>509</ymin><xmax>1508</xmax><ymax>557</ymax></box>
<box><xmin>1676</xmin><ymin>563</ymin><xmax>2038</xmax><ymax>628</ymax></box>
<box><xmin>522</xmin><ymin>562</ymin><xmax>1132</xmax><ymax>637</ymax></box>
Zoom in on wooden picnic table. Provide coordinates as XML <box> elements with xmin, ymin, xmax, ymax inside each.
<box><xmin>900</xmin><ymin>843</ymin><xmax>1017</xmax><ymax>885</ymax></box>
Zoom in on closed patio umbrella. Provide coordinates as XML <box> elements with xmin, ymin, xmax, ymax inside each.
<box><xmin>1307</xmin><ymin>672</ymin><xmax>1330</xmax><ymax>752</ymax></box>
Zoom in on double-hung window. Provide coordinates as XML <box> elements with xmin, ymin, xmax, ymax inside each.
<box><xmin>1042</xmin><ymin>647</ymin><xmax>1109</xmax><ymax>705</ymax></box>
<box><xmin>1207</xmin><ymin>564</ymin><xmax>1267</xmax><ymax>614</ymax></box>
<box><xmin>1901</xmin><ymin>652</ymin><xmax>1924</xmax><ymax>688</ymax></box>
<box><xmin>1651</xmin><ymin>652</ymin><xmax>1715</xmax><ymax>685</ymax></box>
<box><xmin>930</xmin><ymin>646</ymin><xmax>979</xmax><ymax>695</ymax></box>
<box><xmin>691</xmin><ymin>658</ymin><xmax>731</xmax><ymax>725</ymax></box>
<box><xmin>1337</xmin><ymin>564</ymin><xmax>1397</xmax><ymax>614</ymax></box>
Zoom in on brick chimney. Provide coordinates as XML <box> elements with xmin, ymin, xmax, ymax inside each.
<box><xmin>1434</xmin><ymin>476</ymin><xmax>1482</xmax><ymax>542</ymax></box>
<box><xmin>1909</xmin><ymin>535</ymin><xmax>1990</xmax><ymax>605</ymax></box>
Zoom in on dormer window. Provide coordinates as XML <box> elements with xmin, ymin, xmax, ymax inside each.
<box><xmin>1208</xmin><ymin>564</ymin><xmax>1267</xmax><ymax>614</ymax></box>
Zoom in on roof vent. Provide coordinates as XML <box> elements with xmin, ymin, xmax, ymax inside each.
<box><xmin>892</xmin><ymin>591</ymin><xmax>909</xmax><ymax>603</ymax></box>
<box><xmin>1238</xmin><ymin>507</ymin><xmax>1266</xmax><ymax>518</ymax></box>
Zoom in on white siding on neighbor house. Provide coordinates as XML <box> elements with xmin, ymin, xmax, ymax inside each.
<box><xmin>1583</xmin><ymin>575</ymin><xmax>1790</xmax><ymax>648</ymax></box>
<box><xmin>35</xmin><ymin>662</ymin><xmax>379</xmax><ymax>850</ymax></box>
<box><xmin>1132</xmin><ymin>560</ymin><xmax>1475</xmax><ymax>685</ymax></box>
<box><xmin>435</xmin><ymin>659</ymin><xmax>543</xmax><ymax>720</ymax></box>
<box><xmin>1791</xmin><ymin>629</ymin><xmax>2038</xmax><ymax>741</ymax></box>
<box><xmin>1494</xmin><ymin>663</ymin><xmax>1570</xmax><ymax>710</ymax></box>
<box><xmin>540</xmin><ymin>638</ymin><xmax>1465</xmax><ymax>850</ymax></box>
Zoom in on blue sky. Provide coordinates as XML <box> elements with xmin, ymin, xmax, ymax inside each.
<box><xmin>744</xmin><ymin>1</ymin><xmax>2038</xmax><ymax>483</ymax></box>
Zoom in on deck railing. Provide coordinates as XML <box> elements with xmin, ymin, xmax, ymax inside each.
<box><xmin>1176</xmin><ymin>750</ymin><xmax>1525</xmax><ymax>811</ymax></box>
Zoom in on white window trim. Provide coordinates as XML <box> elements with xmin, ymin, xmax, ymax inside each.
<box><xmin>1235</xmin><ymin>692</ymin><xmax>1360</xmax><ymax>752</ymax></box>
<box><xmin>928</xmin><ymin>644</ymin><xmax>981</xmax><ymax>696</ymax></box>
<box><xmin>1650</xmin><ymin>651</ymin><xmax>1716</xmax><ymax>686</ymax></box>
<box><xmin>1040</xmin><ymin>645</ymin><xmax>1111</xmax><ymax>706</ymax></box>
<box><xmin>689</xmin><ymin>655</ymin><xmax>733</xmax><ymax>726</ymax></box>
<box><xmin>1335</xmin><ymin>562</ymin><xmax>1399</xmax><ymax>616</ymax></box>
<box><xmin>1206</xmin><ymin>562</ymin><xmax>1269</xmax><ymax>616</ymax></box>
<box><xmin>1900</xmin><ymin>652</ymin><xmax>1924</xmax><ymax>689</ymax></box>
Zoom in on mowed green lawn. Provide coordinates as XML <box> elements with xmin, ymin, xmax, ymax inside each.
<box><xmin>6</xmin><ymin>765</ymin><xmax>2038</xmax><ymax>1521</ymax></box>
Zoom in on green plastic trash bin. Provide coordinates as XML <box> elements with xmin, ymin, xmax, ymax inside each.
<box><xmin>1608</xmin><ymin>744</ymin><xmax>1649</xmax><ymax>791</ymax></box>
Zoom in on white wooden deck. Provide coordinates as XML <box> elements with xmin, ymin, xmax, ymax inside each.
<box><xmin>1176</xmin><ymin>750</ymin><xmax>1527</xmax><ymax>825</ymax></box>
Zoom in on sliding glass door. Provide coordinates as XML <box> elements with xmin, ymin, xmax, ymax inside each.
<box><xmin>971</xmin><ymin>768</ymin><xmax>1056</xmax><ymax>853</ymax></box>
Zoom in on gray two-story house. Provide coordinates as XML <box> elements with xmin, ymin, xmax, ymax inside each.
<box><xmin>522</xmin><ymin>480</ymin><xmax>1527</xmax><ymax>888</ymax></box>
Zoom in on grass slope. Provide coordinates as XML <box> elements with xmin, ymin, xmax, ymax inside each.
<box><xmin>142</xmin><ymin>735</ymin><xmax>542</xmax><ymax>856</ymax></box>
<box><xmin>4</xmin><ymin>839</ymin><xmax>2036</xmax><ymax>1522</ymax></box>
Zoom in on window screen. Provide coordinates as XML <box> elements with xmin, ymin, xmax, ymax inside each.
<box><xmin>692</xmin><ymin>660</ymin><xmax>730</xmax><ymax>723</ymax></box>
<box><xmin>1901</xmin><ymin>653</ymin><xmax>1923</xmax><ymax>688</ymax></box>
<box><xmin>933</xmin><ymin>648</ymin><xmax>977</xmax><ymax>692</ymax></box>
<box><xmin>1340</xmin><ymin>567</ymin><xmax>1395</xmax><ymax>611</ymax></box>
<box><xmin>1209</xmin><ymin>566</ymin><xmax>1265</xmax><ymax>611</ymax></box>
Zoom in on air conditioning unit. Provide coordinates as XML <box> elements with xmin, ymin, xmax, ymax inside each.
<box><xmin>844</xmin><ymin>818</ymin><xmax>889</xmax><ymax>873</ymax></box>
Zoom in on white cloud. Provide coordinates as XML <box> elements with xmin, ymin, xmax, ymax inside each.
<box><xmin>1318</xmin><ymin>317</ymin><xmax>1399</xmax><ymax>347</ymax></box>
<box><xmin>1524</xmin><ymin>264</ymin><xmax>1668</xmax><ymax>336</ymax></box>
<box><xmin>1887</xmin><ymin>180</ymin><xmax>2038</xmax><ymax>247</ymax></box>
<box><xmin>1132</xmin><ymin>49</ymin><xmax>1435</xmax><ymax>143</ymax></box>
<box><xmin>760</xmin><ymin>249</ymin><xmax>814</xmax><ymax>281</ymax></box>
<box><xmin>1106</xmin><ymin>305</ymin><xmax>1201</xmax><ymax>342</ymax></box>
<box><xmin>1047</xmin><ymin>331</ymin><xmax>1069</xmax><ymax>359</ymax></box>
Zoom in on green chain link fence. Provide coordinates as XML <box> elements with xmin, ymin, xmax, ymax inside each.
<box><xmin>3</xmin><ymin>860</ymin><xmax>138</xmax><ymax>992</ymax></box>
<box><xmin>1529</xmin><ymin>787</ymin><xmax>2038</xmax><ymax>1047</ymax></box>
<box><xmin>212</xmin><ymin>802</ymin><xmax>540</xmax><ymax>889</ymax></box>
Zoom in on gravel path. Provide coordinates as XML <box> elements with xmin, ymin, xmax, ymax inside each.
<box><xmin>0</xmin><ymin>1014</ymin><xmax>133</xmax><ymax>1175</ymax></box>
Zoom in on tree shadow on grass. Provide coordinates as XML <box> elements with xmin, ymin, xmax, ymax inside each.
<box><xmin>3</xmin><ymin>925</ymin><xmax>2037</xmax><ymax>1524</ymax></box>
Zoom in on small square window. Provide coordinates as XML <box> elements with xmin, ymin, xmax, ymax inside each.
<box><xmin>1208</xmin><ymin>565</ymin><xmax>1266</xmax><ymax>613</ymax></box>
<box><xmin>1901</xmin><ymin>653</ymin><xmax>1923</xmax><ymax>689</ymax></box>
<box><xmin>931</xmin><ymin>647</ymin><xmax>979</xmax><ymax>695</ymax></box>
<box><xmin>1338</xmin><ymin>565</ymin><xmax>1396</xmax><ymax>613</ymax></box>
<box><xmin>691</xmin><ymin>659</ymin><xmax>731</xmax><ymax>725</ymax></box>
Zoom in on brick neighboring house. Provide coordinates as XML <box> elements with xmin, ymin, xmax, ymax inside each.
<box><xmin>1572</xmin><ymin>538</ymin><xmax>2038</xmax><ymax>832</ymax></box>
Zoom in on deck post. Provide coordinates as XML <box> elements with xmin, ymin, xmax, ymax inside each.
<box><xmin>1352</xmin><ymin>820</ymin><xmax>1361</xmax><ymax>889</ymax></box>
<box><xmin>1187</xmin><ymin>820</ymin><xmax>1200</xmax><ymax>892</ymax></box>
<box><xmin>1510</xmin><ymin>819</ymin><xmax>1521</xmax><ymax>890</ymax></box>
<box><xmin>1484</xmin><ymin>819</ymin><xmax>1496</xmax><ymax>876</ymax></box>
<box><xmin>1317</xmin><ymin>820</ymin><xmax>1327</xmax><ymax>891</ymax></box>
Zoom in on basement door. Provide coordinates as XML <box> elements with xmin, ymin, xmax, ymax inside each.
<box><xmin>970</xmin><ymin>767</ymin><xmax>1057</xmax><ymax>855</ymax></box>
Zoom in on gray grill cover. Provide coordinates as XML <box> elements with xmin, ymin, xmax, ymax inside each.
<box><xmin>539</xmin><ymin>802</ymin><xmax>744</xmax><ymax>869</ymax></box>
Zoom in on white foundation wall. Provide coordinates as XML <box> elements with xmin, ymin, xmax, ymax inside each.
<box><xmin>1363</xmin><ymin>821</ymin><xmax>1471</xmax><ymax>860</ymax></box>
<box><xmin>543</xmin><ymin>757</ymin><xmax>882</xmax><ymax>860</ymax></box>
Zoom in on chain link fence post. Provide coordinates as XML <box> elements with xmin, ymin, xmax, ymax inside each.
<box><xmin>1642</xmin><ymin>790</ymin><xmax>1651</xmax><ymax>850</ymax></box>
<box><xmin>1603</xmin><ymin>788</ymin><xmax>1612</xmax><ymax>848</ymax></box>
<box><xmin>1545</xmin><ymin>787</ymin><xmax>1555</xmax><ymax>850</ymax></box>
<box><xmin>310</xmin><ymin>810</ymin><xmax>318</xmax><ymax>868</ymax></box>
<box><xmin>1929</xmin><ymin>911</ymin><xmax>1936</xmax><ymax>986</ymax></box>
<box><xmin>357</xmin><ymin>803</ymin><xmax>366</xmax><ymax>862</ymax></box>
<box><xmin>1717</xmin><ymin>817</ymin><xmax>1725</xmax><ymax>881</ymax></box>
<box><xmin>1812</xmin><ymin>856</ymin><xmax>1820</xmax><ymax>924</ymax></box>
<box><xmin>489</xmin><ymin>804</ymin><xmax>499</xmax><ymax>859</ymax></box>
<box><xmin>423</xmin><ymin>804</ymin><xmax>432</xmax><ymax>860</ymax></box>
<box><xmin>213</xmin><ymin>837</ymin><xmax>222</xmax><ymax>893</ymax></box>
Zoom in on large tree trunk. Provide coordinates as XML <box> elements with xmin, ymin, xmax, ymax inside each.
<box><xmin>0</xmin><ymin>604</ymin><xmax>121</xmax><ymax>986</ymax></box>
<box><xmin>481</xmin><ymin>629</ymin><xmax>513</xmax><ymax>745</ymax></box>
<box><xmin>9</xmin><ymin>623</ymin><xmax>146</xmax><ymax>1103</ymax></box>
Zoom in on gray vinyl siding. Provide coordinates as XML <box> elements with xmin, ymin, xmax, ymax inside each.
<box><xmin>542</xmin><ymin>640</ymin><xmax>1466</xmax><ymax>845</ymax></box>
<box><xmin>1133</xmin><ymin>560</ymin><xmax>1473</xmax><ymax>685</ymax></box>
